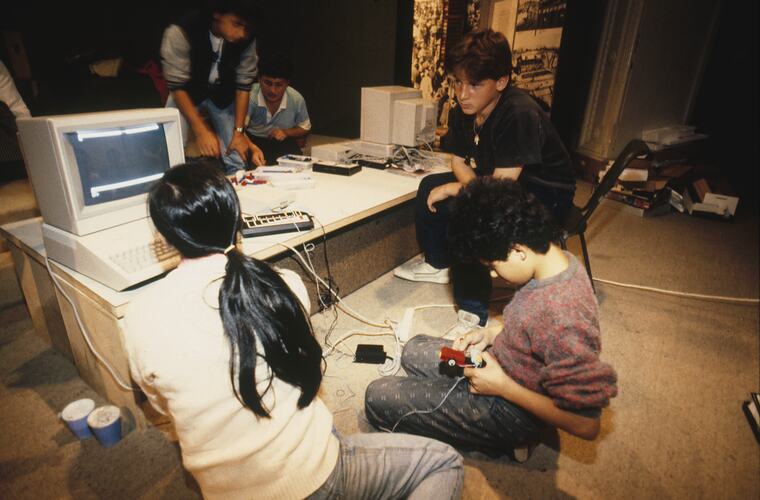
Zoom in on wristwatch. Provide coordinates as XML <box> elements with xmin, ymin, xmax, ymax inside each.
<box><xmin>234</xmin><ymin>126</ymin><xmax>245</xmax><ymax>133</ymax></box>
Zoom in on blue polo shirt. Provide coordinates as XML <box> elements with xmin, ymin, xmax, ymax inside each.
<box><xmin>246</xmin><ymin>83</ymin><xmax>311</xmax><ymax>137</ymax></box>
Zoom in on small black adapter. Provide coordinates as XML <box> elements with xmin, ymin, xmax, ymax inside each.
<box><xmin>354</xmin><ymin>344</ymin><xmax>387</xmax><ymax>364</ymax></box>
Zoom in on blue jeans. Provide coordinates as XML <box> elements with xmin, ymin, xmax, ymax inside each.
<box><xmin>365</xmin><ymin>335</ymin><xmax>541</xmax><ymax>456</ymax></box>
<box><xmin>415</xmin><ymin>172</ymin><xmax>574</xmax><ymax>325</ymax></box>
<box><xmin>166</xmin><ymin>95</ymin><xmax>244</xmax><ymax>173</ymax></box>
<box><xmin>306</xmin><ymin>431</ymin><xmax>463</xmax><ymax>500</ymax></box>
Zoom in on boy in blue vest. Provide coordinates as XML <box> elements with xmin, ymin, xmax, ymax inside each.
<box><xmin>161</xmin><ymin>0</ymin><xmax>265</xmax><ymax>172</ymax></box>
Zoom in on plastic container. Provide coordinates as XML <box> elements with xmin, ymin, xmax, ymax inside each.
<box><xmin>60</xmin><ymin>398</ymin><xmax>95</xmax><ymax>439</ymax></box>
<box><xmin>87</xmin><ymin>405</ymin><xmax>122</xmax><ymax>448</ymax></box>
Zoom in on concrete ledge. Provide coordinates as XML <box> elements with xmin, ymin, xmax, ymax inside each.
<box><xmin>0</xmin><ymin>178</ymin><xmax>39</xmax><ymax>253</ymax></box>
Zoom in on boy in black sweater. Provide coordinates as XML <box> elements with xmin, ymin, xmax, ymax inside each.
<box><xmin>394</xmin><ymin>29</ymin><xmax>576</xmax><ymax>331</ymax></box>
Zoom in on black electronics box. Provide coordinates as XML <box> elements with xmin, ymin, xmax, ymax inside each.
<box><xmin>357</xmin><ymin>158</ymin><xmax>390</xmax><ymax>170</ymax></box>
<box><xmin>354</xmin><ymin>344</ymin><xmax>386</xmax><ymax>364</ymax></box>
<box><xmin>313</xmin><ymin>161</ymin><xmax>362</xmax><ymax>176</ymax></box>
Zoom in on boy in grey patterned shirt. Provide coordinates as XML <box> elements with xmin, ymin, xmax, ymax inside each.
<box><xmin>366</xmin><ymin>178</ymin><xmax>617</xmax><ymax>459</ymax></box>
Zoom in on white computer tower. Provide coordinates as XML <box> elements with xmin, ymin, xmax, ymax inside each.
<box><xmin>392</xmin><ymin>98</ymin><xmax>437</xmax><ymax>147</ymax></box>
<box><xmin>360</xmin><ymin>86</ymin><xmax>422</xmax><ymax>145</ymax></box>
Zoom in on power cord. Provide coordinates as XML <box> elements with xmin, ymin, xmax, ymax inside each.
<box><xmin>277</xmin><ymin>241</ymin><xmax>389</xmax><ymax>328</ymax></box>
<box><xmin>592</xmin><ymin>277</ymin><xmax>759</xmax><ymax>304</ymax></box>
<box><xmin>382</xmin><ymin>376</ymin><xmax>466</xmax><ymax>433</ymax></box>
<box><xmin>493</xmin><ymin>278</ymin><xmax>758</xmax><ymax>305</ymax></box>
<box><xmin>44</xmin><ymin>258</ymin><xmax>137</xmax><ymax>391</ymax></box>
<box><xmin>280</xmin><ymin>240</ymin><xmax>404</xmax><ymax>375</ymax></box>
<box><xmin>276</xmin><ymin>223</ymin><xmax>451</xmax><ymax>376</ymax></box>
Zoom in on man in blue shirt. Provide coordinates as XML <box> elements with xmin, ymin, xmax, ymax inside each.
<box><xmin>246</xmin><ymin>54</ymin><xmax>311</xmax><ymax>163</ymax></box>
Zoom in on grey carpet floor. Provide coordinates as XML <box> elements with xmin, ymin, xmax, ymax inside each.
<box><xmin>1</xmin><ymin>184</ymin><xmax>758</xmax><ymax>499</ymax></box>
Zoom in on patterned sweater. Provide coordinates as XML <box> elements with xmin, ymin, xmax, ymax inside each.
<box><xmin>491</xmin><ymin>252</ymin><xmax>618</xmax><ymax>417</ymax></box>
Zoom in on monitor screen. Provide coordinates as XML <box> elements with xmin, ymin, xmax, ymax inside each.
<box><xmin>65</xmin><ymin>123</ymin><xmax>170</xmax><ymax>206</ymax></box>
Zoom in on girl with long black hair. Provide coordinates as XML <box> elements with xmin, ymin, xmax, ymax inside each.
<box><xmin>123</xmin><ymin>161</ymin><xmax>463</xmax><ymax>500</ymax></box>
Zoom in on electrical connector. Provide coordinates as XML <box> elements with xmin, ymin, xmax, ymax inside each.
<box><xmin>396</xmin><ymin>307</ymin><xmax>415</xmax><ymax>342</ymax></box>
<box><xmin>354</xmin><ymin>344</ymin><xmax>387</xmax><ymax>364</ymax></box>
<box><xmin>318</xmin><ymin>277</ymin><xmax>338</xmax><ymax>310</ymax></box>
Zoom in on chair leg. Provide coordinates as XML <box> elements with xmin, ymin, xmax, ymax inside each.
<box><xmin>578</xmin><ymin>232</ymin><xmax>595</xmax><ymax>292</ymax></box>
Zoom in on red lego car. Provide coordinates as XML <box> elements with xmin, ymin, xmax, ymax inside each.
<box><xmin>438</xmin><ymin>347</ymin><xmax>485</xmax><ymax>368</ymax></box>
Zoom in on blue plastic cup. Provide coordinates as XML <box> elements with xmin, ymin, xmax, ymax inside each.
<box><xmin>61</xmin><ymin>398</ymin><xmax>95</xmax><ymax>439</ymax></box>
<box><xmin>87</xmin><ymin>405</ymin><xmax>122</xmax><ymax>448</ymax></box>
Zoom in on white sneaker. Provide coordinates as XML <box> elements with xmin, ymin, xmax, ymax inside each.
<box><xmin>512</xmin><ymin>443</ymin><xmax>537</xmax><ymax>463</ymax></box>
<box><xmin>443</xmin><ymin>309</ymin><xmax>483</xmax><ymax>340</ymax></box>
<box><xmin>394</xmin><ymin>258</ymin><xmax>450</xmax><ymax>284</ymax></box>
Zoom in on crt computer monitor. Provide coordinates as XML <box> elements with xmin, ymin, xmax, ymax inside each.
<box><xmin>17</xmin><ymin>108</ymin><xmax>185</xmax><ymax>237</ymax></box>
<box><xmin>360</xmin><ymin>86</ymin><xmax>436</xmax><ymax>147</ymax></box>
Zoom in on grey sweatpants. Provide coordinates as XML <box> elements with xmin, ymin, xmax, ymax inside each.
<box><xmin>364</xmin><ymin>335</ymin><xmax>540</xmax><ymax>456</ymax></box>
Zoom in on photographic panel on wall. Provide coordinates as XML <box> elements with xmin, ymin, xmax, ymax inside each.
<box><xmin>411</xmin><ymin>0</ymin><xmax>565</xmax><ymax>131</ymax></box>
<box><xmin>411</xmin><ymin>0</ymin><xmax>446</xmax><ymax>101</ymax></box>
<box><xmin>483</xmin><ymin>0</ymin><xmax>567</xmax><ymax>109</ymax></box>
<box><xmin>412</xmin><ymin>0</ymin><xmax>477</xmax><ymax>132</ymax></box>
<box><xmin>511</xmin><ymin>0</ymin><xmax>566</xmax><ymax>109</ymax></box>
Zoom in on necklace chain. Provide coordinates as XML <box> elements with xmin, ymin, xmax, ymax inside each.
<box><xmin>473</xmin><ymin>119</ymin><xmax>483</xmax><ymax>146</ymax></box>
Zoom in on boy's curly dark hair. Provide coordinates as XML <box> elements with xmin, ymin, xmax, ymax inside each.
<box><xmin>448</xmin><ymin>178</ymin><xmax>560</xmax><ymax>262</ymax></box>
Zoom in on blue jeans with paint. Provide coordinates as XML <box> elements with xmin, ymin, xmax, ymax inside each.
<box><xmin>166</xmin><ymin>95</ymin><xmax>244</xmax><ymax>173</ymax></box>
<box><xmin>365</xmin><ymin>335</ymin><xmax>541</xmax><ymax>456</ymax></box>
<box><xmin>306</xmin><ymin>430</ymin><xmax>463</xmax><ymax>499</ymax></box>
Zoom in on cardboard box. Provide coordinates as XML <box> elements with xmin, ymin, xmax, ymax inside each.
<box><xmin>679</xmin><ymin>178</ymin><xmax>739</xmax><ymax>219</ymax></box>
<box><xmin>642</xmin><ymin>125</ymin><xmax>708</xmax><ymax>151</ymax></box>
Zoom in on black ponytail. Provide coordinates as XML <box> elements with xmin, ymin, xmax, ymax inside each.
<box><xmin>149</xmin><ymin>161</ymin><xmax>322</xmax><ymax>417</ymax></box>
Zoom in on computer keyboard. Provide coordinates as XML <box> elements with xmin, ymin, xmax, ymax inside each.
<box><xmin>242</xmin><ymin>210</ymin><xmax>314</xmax><ymax>237</ymax></box>
<box><xmin>109</xmin><ymin>238</ymin><xmax>180</xmax><ymax>274</ymax></box>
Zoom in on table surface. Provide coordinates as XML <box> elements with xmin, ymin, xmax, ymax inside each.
<box><xmin>0</xmin><ymin>166</ymin><xmax>441</xmax><ymax>317</ymax></box>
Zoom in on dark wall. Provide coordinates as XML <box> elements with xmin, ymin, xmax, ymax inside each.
<box><xmin>3</xmin><ymin>1</ymin><xmax>411</xmax><ymax>138</ymax></box>
<box><xmin>691</xmin><ymin>1</ymin><xmax>759</xmax><ymax>202</ymax></box>
<box><xmin>257</xmin><ymin>1</ymin><xmax>410</xmax><ymax>137</ymax></box>
<box><xmin>3</xmin><ymin>1</ymin><xmax>196</xmax><ymax>77</ymax></box>
<box><xmin>3</xmin><ymin>1</ymin><xmax>205</xmax><ymax>113</ymax></box>
<box><xmin>551</xmin><ymin>0</ymin><xmax>608</xmax><ymax>151</ymax></box>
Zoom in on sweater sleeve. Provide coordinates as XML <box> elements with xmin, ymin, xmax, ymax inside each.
<box><xmin>0</xmin><ymin>61</ymin><xmax>31</xmax><ymax>118</ymax></box>
<box><xmin>277</xmin><ymin>268</ymin><xmax>310</xmax><ymax>312</ymax></box>
<box><xmin>293</xmin><ymin>90</ymin><xmax>311</xmax><ymax>130</ymax></box>
<box><xmin>235</xmin><ymin>39</ymin><xmax>258</xmax><ymax>90</ymax></box>
<box><xmin>493</xmin><ymin>106</ymin><xmax>544</xmax><ymax>168</ymax></box>
<box><xmin>535</xmin><ymin>321</ymin><xmax>618</xmax><ymax>413</ymax></box>
<box><xmin>161</xmin><ymin>25</ymin><xmax>192</xmax><ymax>91</ymax></box>
<box><xmin>440</xmin><ymin>106</ymin><xmax>470</xmax><ymax>160</ymax></box>
<box><xmin>122</xmin><ymin>313</ymin><xmax>170</xmax><ymax>416</ymax></box>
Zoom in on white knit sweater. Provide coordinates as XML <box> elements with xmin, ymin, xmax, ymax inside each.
<box><xmin>123</xmin><ymin>254</ymin><xmax>338</xmax><ymax>499</ymax></box>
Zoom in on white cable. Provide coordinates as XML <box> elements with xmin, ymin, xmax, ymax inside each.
<box><xmin>323</xmin><ymin>328</ymin><xmax>395</xmax><ymax>357</ymax></box>
<box><xmin>44</xmin><ymin>258</ymin><xmax>137</xmax><ymax>391</ymax></box>
<box><xmin>413</xmin><ymin>304</ymin><xmax>455</xmax><ymax>311</ymax></box>
<box><xmin>290</xmin><ymin>214</ymin><xmax>417</xmax><ymax>374</ymax></box>
<box><xmin>378</xmin><ymin>323</ymin><xmax>402</xmax><ymax>376</ymax></box>
<box><xmin>276</xmin><ymin>218</ymin><xmax>404</xmax><ymax>374</ymax></box>
<box><xmin>277</xmin><ymin>241</ymin><xmax>389</xmax><ymax>328</ymax></box>
<box><xmin>384</xmin><ymin>376</ymin><xmax>466</xmax><ymax>433</ymax></box>
<box><xmin>593</xmin><ymin>277</ymin><xmax>759</xmax><ymax>304</ymax></box>
<box><xmin>302</xmin><ymin>241</ymin><xmax>329</xmax><ymax>310</ymax></box>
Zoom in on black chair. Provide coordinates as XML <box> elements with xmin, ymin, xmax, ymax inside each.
<box><xmin>560</xmin><ymin>139</ymin><xmax>651</xmax><ymax>288</ymax></box>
